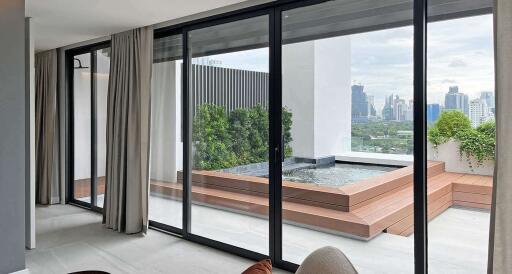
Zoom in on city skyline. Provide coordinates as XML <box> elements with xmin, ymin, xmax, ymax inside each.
<box><xmin>353</xmin><ymin>83</ymin><xmax>494</xmax><ymax>127</ymax></box>
<box><xmin>201</xmin><ymin>14</ymin><xmax>494</xmax><ymax>113</ymax></box>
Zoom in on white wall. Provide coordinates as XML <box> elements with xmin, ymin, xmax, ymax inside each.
<box><xmin>427</xmin><ymin>140</ymin><xmax>494</xmax><ymax>176</ymax></box>
<box><xmin>283</xmin><ymin>41</ymin><xmax>316</xmax><ymax>158</ymax></box>
<box><xmin>314</xmin><ymin>36</ymin><xmax>352</xmax><ymax>157</ymax></box>
<box><xmin>283</xmin><ymin>36</ymin><xmax>351</xmax><ymax>160</ymax></box>
<box><xmin>150</xmin><ymin>60</ymin><xmax>183</xmax><ymax>182</ymax></box>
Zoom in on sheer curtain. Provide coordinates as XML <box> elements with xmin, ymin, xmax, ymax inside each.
<box><xmin>103</xmin><ymin>26</ymin><xmax>153</xmax><ymax>234</ymax></box>
<box><xmin>488</xmin><ymin>0</ymin><xmax>512</xmax><ymax>272</ymax></box>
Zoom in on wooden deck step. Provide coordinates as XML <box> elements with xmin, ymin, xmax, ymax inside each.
<box><xmin>151</xmin><ymin>182</ymin><xmax>371</xmax><ymax>238</ymax></box>
<box><xmin>452</xmin><ymin>174</ymin><xmax>493</xmax><ymax>209</ymax></box>
<box><xmin>355</xmin><ymin>172</ymin><xmax>463</xmax><ymax>237</ymax></box>
<box><xmin>151</xmin><ymin>168</ymin><xmax>493</xmax><ymax>239</ymax></box>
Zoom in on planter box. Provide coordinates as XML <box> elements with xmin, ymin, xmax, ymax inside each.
<box><xmin>427</xmin><ymin>140</ymin><xmax>494</xmax><ymax>176</ymax></box>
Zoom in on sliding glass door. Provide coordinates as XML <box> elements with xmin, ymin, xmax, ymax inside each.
<box><xmin>149</xmin><ymin>34</ymin><xmax>184</xmax><ymax>229</ymax></box>
<box><xmin>426</xmin><ymin>6</ymin><xmax>495</xmax><ymax>273</ymax></box>
<box><xmin>72</xmin><ymin>52</ymin><xmax>92</xmax><ymax>205</ymax></box>
<box><xmin>66</xmin><ymin>0</ymin><xmax>494</xmax><ymax>271</ymax></box>
<box><xmin>186</xmin><ymin>14</ymin><xmax>270</xmax><ymax>254</ymax></box>
<box><xmin>280</xmin><ymin>1</ymin><xmax>415</xmax><ymax>271</ymax></box>
<box><xmin>70</xmin><ymin>44</ymin><xmax>110</xmax><ymax>210</ymax></box>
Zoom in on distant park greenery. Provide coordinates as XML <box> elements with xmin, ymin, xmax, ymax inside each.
<box><xmin>428</xmin><ymin>111</ymin><xmax>495</xmax><ymax>168</ymax></box>
<box><xmin>351</xmin><ymin>121</ymin><xmax>414</xmax><ymax>154</ymax></box>
<box><xmin>193</xmin><ymin>104</ymin><xmax>293</xmax><ymax>170</ymax></box>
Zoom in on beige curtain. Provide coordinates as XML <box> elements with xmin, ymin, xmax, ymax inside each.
<box><xmin>488</xmin><ymin>0</ymin><xmax>512</xmax><ymax>272</ymax></box>
<box><xmin>35</xmin><ymin>49</ymin><xmax>59</xmax><ymax>205</ymax></box>
<box><xmin>103</xmin><ymin>26</ymin><xmax>153</xmax><ymax>234</ymax></box>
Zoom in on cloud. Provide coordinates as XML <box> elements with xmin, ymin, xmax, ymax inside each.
<box><xmin>442</xmin><ymin>79</ymin><xmax>457</xmax><ymax>84</ymax></box>
<box><xmin>448</xmin><ymin>59</ymin><xmax>468</xmax><ymax>67</ymax></box>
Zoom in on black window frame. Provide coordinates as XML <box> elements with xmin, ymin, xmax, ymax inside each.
<box><xmin>66</xmin><ymin>41</ymin><xmax>111</xmax><ymax>213</ymax></box>
<box><xmin>63</xmin><ymin>0</ymin><xmax>494</xmax><ymax>272</ymax></box>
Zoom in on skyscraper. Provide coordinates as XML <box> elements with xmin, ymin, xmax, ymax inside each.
<box><xmin>444</xmin><ymin>86</ymin><xmax>469</xmax><ymax>116</ymax></box>
<box><xmin>351</xmin><ymin>84</ymin><xmax>369</xmax><ymax>123</ymax></box>
<box><xmin>367</xmin><ymin>95</ymin><xmax>377</xmax><ymax>117</ymax></box>
<box><xmin>382</xmin><ymin>94</ymin><xmax>394</xmax><ymax>121</ymax></box>
<box><xmin>480</xmin><ymin>91</ymin><xmax>495</xmax><ymax>113</ymax></box>
<box><xmin>427</xmin><ymin>104</ymin><xmax>441</xmax><ymax>123</ymax></box>
<box><xmin>469</xmin><ymin>98</ymin><xmax>491</xmax><ymax>128</ymax></box>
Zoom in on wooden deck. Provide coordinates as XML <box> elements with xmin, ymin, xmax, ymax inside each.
<box><xmin>73</xmin><ymin>177</ymin><xmax>106</xmax><ymax>198</ymax></box>
<box><xmin>151</xmin><ymin>161</ymin><xmax>493</xmax><ymax>239</ymax></box>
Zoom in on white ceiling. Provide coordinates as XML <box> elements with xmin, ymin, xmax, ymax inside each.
<box><xmin>26</xmin><ymin>0</ymin><xmax>264</xmax><ymax>51</ymax></box>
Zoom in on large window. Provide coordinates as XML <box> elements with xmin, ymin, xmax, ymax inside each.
<box><xmin>67</xmin><ymin>0</ymin><xmax>494</xmax><ymax>271</ymax></box>
<box><xmin>187</xmin><ymin>15</ymin><xmax>270</xmax><ymax>254</ymax></box>
<box><xmin>149</xmin><ymin>34</ymin><xmax>184</xmax><ymax>229</ymax></box>
<box><xmin>70</xmin><ymin>46</ymin><xmax>110</xmax><ymax>210</ymax></box>
<box><xmin>427</xmin><ymin>14</ymin><xmax>494</xmax><ymax>273</ymax></box>
<box><xmin>280</xmin><ymin>1</ymin><xmax>414</xmax><ymax>270</ymax></box>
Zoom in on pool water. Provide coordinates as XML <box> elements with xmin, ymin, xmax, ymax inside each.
<box><xmin>282</xmin><ymin>163</ymin><xmax>397</xmax><ymax>187</ymax></box>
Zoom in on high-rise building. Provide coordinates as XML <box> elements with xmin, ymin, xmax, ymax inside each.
<box><xmin>444</xmin><ymin>86</ymin><xmax>469</xmax><ymax>116</ymax></box>
<box><xmin>382</xmin><ymin>94</ymin><xmax>394</xmax><ymax>121</ymax></box>
<box><xmin>351</xmin><ymin>84</ymin><xmax>369</xmax><ymax>123</ymax></box>
<box><xmin>469</xmin><ymin>98</ymin><xmax>491</xmax><ymax>128</ymax></box>
<box><xmin>480</xmin><ymin>91</ymin><xmax>495</xmax><ymax>113</ymax></box>
<box><xmin>427</xmin><ymin>104</ymin><xmax>441</xmax><ymax>123</ymax></box>
<box><xmin>367</xmin><ymin>95</ymin><xmax>377</xmax><ymax>117</ymax></box>
<box><xmin>404</xmin><ymin>99</ymin><xmax>414</xmax><ymax>121</ymax></box>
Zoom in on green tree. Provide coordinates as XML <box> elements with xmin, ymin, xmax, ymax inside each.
<box><xmin>427</xmin><ymin>111</ymin><xmax>495</xmax><ymax>168</ymax></box>
<box><xmin>228</xmin><ymin>108</ymin><xmax>251</xmax><ymax>165</ymax></box>
<box><xmin>282</xmin><ymin>107</ymin><xmax>293</xmax><ymax>157</ymax></box>
<box><xmin>248</xmin><ymin>105</ymin><xmax>269</xmax><ymax>163</ymax></box>
<box><xmin>434</xmin><ymin>111</ymin><xmax>471</xmax><ymax>139</ymax></box>
<box><xmin>192</xmin><ymin>104</ymin><xmax>236</xmax><ymax>170</ymax></box>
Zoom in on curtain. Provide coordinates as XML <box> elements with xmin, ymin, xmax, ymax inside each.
<box><xmin>488</xmin><ymin>0</ymin><xmax>512</xmax><ymax>272</ymax></box>
<box><xmin>103</xmin><ymin>26</ymin><xmax>153</xmax><ymax>234</ymax></box>
<box><xmin>35</xmin><ymin>49</ymin><xmax>59</xmax><ymax>205</ymax></box>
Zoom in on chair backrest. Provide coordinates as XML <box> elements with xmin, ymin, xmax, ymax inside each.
<box><xmin>295</xmin><ymin>246</ymin><xmax>358</xmax><ymax>274</ymax></box>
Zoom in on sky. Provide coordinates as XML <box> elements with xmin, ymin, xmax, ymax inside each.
<box><xmin>197</xmin><ymin>14</ymin><xmax>494</xmax><ymax>113</ymax></box>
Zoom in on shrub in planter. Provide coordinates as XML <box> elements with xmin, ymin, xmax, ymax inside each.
<box><xmin>229</xmin><ymin>109</ymin><xmax>252</xmax><ymax>165</ymax></box>
<box><xmin>427</xmin><ymin>111</ymin><xmax>495</xmax><ymax>169</ymax></box>
<box><xmin>193</xmin><ymin>104</ymin><xmax>294</xmax><ymax>170</ymax></box>
<box><xmin>282</xmin><ymin>107</ymin><xmax>293</xmax><ymax>158</ymax></box>
<box><xmin>192</xmin><ymin>104</ymin><xmax>237</xmax><ymax>170</ymax></box>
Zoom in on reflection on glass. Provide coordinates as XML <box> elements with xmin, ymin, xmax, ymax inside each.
<box><xmin>149</xmin><ymin>34</ymin><xmax>184</xmax><ymax>228</ymax></box>
<box><xmin>95</xmin><ymin>48</ymin><xmax>110</xmax><ymax>208</ymax></box>
<box><xmin>427</xmin><ymin>14</ymin><xmax>494</xmax><ymax>273</ymax></box>
<box><xmin>281</xmin><ymin>1</ymin><xmax>414</xmax><ymax>271</ymax></box>
<box><xmin>73</xmin><ymin>53</ymin><xmax>92</xmax><ymax>203</ymax></box>
<box><xmin>189</xmin><ymin>15</ymin><xmax>270</xmax><ymax>254</ymax></box>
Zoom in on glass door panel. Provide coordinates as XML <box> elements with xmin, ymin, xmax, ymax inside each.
<box><xmin>71</xmin><ymin>47</ymin><xmax>110</xmax><ymax>210</ymax></box>
<box><xmin>426</xmin><ymin>11</ymin><xmax>494</xmax><ymax>273</ymax></box>
<box><xmin>188</xmin><ymin>15</ymin><xmax>270</xmax><ymax>254</ymax></box>
<box><xmin>281</xmin><ymin>1</ymin><xmax>414</xmax><ymax>271</ymax></box>
<box><xmin>149</xmin><ymin>34</ymin><xmax>184</xmax><ymax>229</ymax></box>
<box><xmin>95</xmin><ymin>48</ymin><xmax>110</xmax><ymax>208</ymax></box>
<box><xmin>73</xmin><ymin>52</ymin><xmax>92</xmax><ymax>205</ymax></box>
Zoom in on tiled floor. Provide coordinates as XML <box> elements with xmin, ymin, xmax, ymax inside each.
<box><xmin>28</xmin><ymin>200</ymin><xmax>490</xmax><ymax>274</ymax></box>
<box><xmin>148</xmin><ymin>195</ymin><xmax>490</xmax><ymax>274</ymax></box>
<box><xmin>26</xmin><ymin>205</ymin><xmax>290</xmax><ymax>274</ymax></box>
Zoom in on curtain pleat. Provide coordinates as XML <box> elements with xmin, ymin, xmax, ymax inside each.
<box><xmin>103</xmin><ymin>26</ymin><xmax>153</xmax><ymax>234</ymax></box>
<box><xmin>35</xmin><ymin>49</ymin><xmax>59</xmax><ymax>205</ymax></box>
<box><xmin>488</xmin><ymin>0</ymin><xmax>512</xmax><ymax>272</ymax></box>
